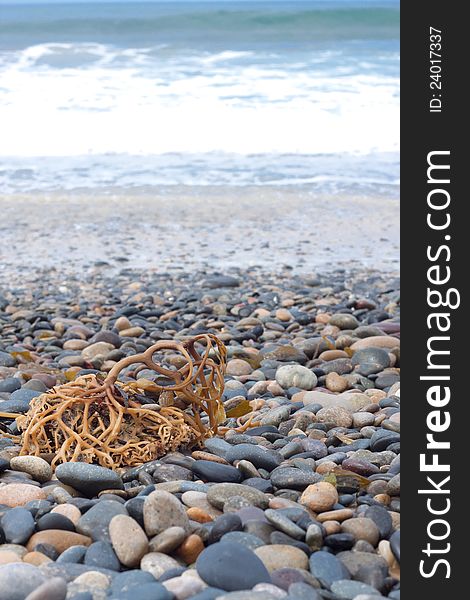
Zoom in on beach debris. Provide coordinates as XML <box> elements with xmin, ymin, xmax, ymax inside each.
<box><xmin>13</xmin><ymin>334</ymin><xmax>226</xmax><ymax>470</ymax></box>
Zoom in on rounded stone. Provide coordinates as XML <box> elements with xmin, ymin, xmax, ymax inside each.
<box><xmin>226</xmin><ymin>359</ymin><xmax>253</xmax><ymax>376</ymax></box>
<box><xmin>26</xmin><ymin>530</ymin><xmax>92</xmax><ymax>553</ymax></box>
<box><xmin>81</xmin><ymin>342</ymin><xmax>115</xmax><ymax>361</ymax></box>
<box><xmin>325</xmin><ymin>373</ymin><xmax>349</xmax><ymax>393</ymax></box>
<box><xmin>149</xmin><ymin>527</ymin><xmax>187</xmax><ymax>553</ymax></box>
<box><xmin>300</xmin><ymin>482</ymin><xmax>339</xmax><ymax>513</ymax></box>
<box><xmin>351</xmin><ymin>337</ymin><xmax>399</xmax><ymax>351</ymax></box>
<box><xmin>143</xmin><ymin>490</ymin><xmax>190</xmax><ymax>536</ymax></box>
<box><xmin>309</xmin><ymin>551</ymin><xmax>350</xmax><ymax>589</ymax></box>
<box><xmin>208</xmin><ymin>513</ymin><xmax>242</xmax><ymax>544</ymax></box>
<box><xmin>276</xmin><ymin>365</ymin><xmax>317</xmax><ymax>391</ymax></box>
<box><xmin>76</xmin><ymin>500</ymin><xmax>127</xmax><ymax>542</ymax></box>
<box><xmin>255</xmin><ymin>544</ymin><xmax>308</xmax><ymax>572</ymax></box>
<box><xmin>1</xmin><ymin>506</ymin><xmax>35</xmax><ymax>544</ymax></box>
<box><xmin>206</xmin><ymin>483</ymin><xmax>269</xmax><ymax>510</ymax></box>
<box><xmin>225</xmin><ymin>445</ymin><xmax>282</xmax><ymax>472</ymax></box>
<box><xmin>141</xmin><ymin>552</ymin><xmax>181</xmax><ymax>579</ymax></box>
<box><xmin>270</xmin><ymin>467</ymin><xmax>321</xmax><ymax>491</ymax></box>
<box><xmin>55</xmin><ymin>463</ymin><xmax>124</xmax><ymax>497</ymax></box>
<box><xmin>175</xmin><ymin>534</ymin><xmax>205</xmax><ymax>564</ymax></box>
<box><xmin>196</xmin><ymin>542</ymin><xmax>271</xmax><ymax>591</ymax></box>
<box><xmin>329</xmin><ymin>314</ymin><xmax>360</xmax><ymax>330</ymax></box>
<box><xmin>316</xmin><ymin>406</ymin><xmax>353</xmax><ymax>428</ymax></box>
<box><xmin>84</xmin><ymin>540</ymin><xmax>120</xmax><ymax>571</ymax></box>
<box><xmin>0</xmin><ymin>563</ymin><xmax>47</xmax><ymax>600</ymax></box>
<box><xmin>330</xmin><ymin>579</ymin><xmax>382</xmax><ymax>599</ymax></box>
<box><xmin>192</xmin><ymin>460</ymin><xmax>242</xmax><ymax>484</ymax></box>
<box><xmin>109</xmin><ymin>514</ymin><xmax>149</xmax><ymax>568</ymax></box>
<box><xmin>37</xmin><ymin>513</ymin><xmax>76</xmax><ymax>532</ymax></box>
<box><xmin>0</xmin><ymin>484</ymin><xmax>47</xmax><ymax>507</ymax></box>
<box><xmin>9</xmin><ymin>456</ymin><xmax>52</xmax><ymax>483</ymax></box>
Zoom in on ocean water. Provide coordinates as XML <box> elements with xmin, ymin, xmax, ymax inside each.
<box><xmin>0</xmin><ymin>0</ymin><xmax>399</xmax><ymax>195</ymax></box>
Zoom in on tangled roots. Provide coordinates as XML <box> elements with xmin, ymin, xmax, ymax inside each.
<box><xmin>16</xmin><ymin>334</ymin><xmax>226</xmax><ymax>470</ymax></box>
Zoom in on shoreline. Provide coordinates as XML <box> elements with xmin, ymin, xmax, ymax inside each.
<box><xmin>0</xmin><ymin>187</ymin><xmax>399</xmax><ymax>280</ymax></box>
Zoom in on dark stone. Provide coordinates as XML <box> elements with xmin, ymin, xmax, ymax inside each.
<box><xmin>55</xmin><ymin>462</ymin><xmax>124</xmax><ymax>497</ymax></box>
<box><xmin>196</xmin><ymin>541</ymin><xmax>271</xmax><ymax>591</ymax></box>
<box><xmin>34</xmin><ymin>543</ymin><xmax>59</xmax><ymax>560</ymax></box>
<box><xmin>208</xmin><ymin>513</ymin><xmax>243</xmax><ymax>544</ymax></box>
<box><xmin>0</xmin><ymin>506</ymin><xmax>35</xmax><ymax>544</ymax></box>
<box><xmin>125</xmin><ymin>496</ymin><xmax>145</xmax><ymax>527</ymax></box>
<box><xmin>245</xmin><ymin>426</ymin><xmax>279</xmax><ymax>437</ymax></box>
<box><xmin>270</xmin><ymin>531</ymin><xmax>311</xmax><ymax>555</ymax></box>
<box><xmin>270</xmin><ymin>467</ymin><xmax>322</xmax><ymax>490</ymax></box>
<box><xmin>220</xmin><ymin>531</ymin><xmax>265</xmax><ymax>550</ymax></box>
<box><xmin>203</xmin><ymin>438</ymin><xmax>233</xmax><ymax>459</ymax></box>
<box><xmin>365</xmin><ymin>505</ymin><xmax>393</xmax><ymax>538</ymax></box>
<box><xmin>109</xmin><ymin>570</ymin><xmax>156</xmax><ymax>596</ymax></box>
<box><xmin>0</xmin><ymin>351</ymin><xmax>16</xmax><ymax>368</ymax></box>
<box><xmin>0</xmin><ymin>378</ymin><xmax>21</xmax><ymax>393</ymax></box>
<box><xmin>390</xmin><ymin>530</ymin><xmax>400</xmax><ymax>563</ymax></box>
<box><xmin>152</xmin><ymin>463</ymin><xmax>193</xmax><ymax>483</ymax></box>
<box><xmin>57</xmin><ymin>545</ymin><xmax>87</xmax><ymax>564</ymax></box>
<box><xmin>225</xmin><ymin>443</ymin><xmax>282</xmax><ymax>472</ymax></box>
<box><xmin>309</xmin><ymin>551</ymin><xmax>350</xmax><ymax>589</ymax></box>
<box><xmin>76</xmin><ymin>500</ymin><xmax>127</xmax><ymax>542</ymax></box>
<box><xmin>351</xmin><ymin>348</ymin><xmax>391</xmax><ymax>376</ymax></box>
<box><xmin>37</xmin><ymin>512</ymin><xmax>76</xmax><ymax>532</ymax></box>
<box><xmin>192</xmin><ymin>460</ymin><xmax>242</xmax><ymax>484</ymax></box>
<box><xmin>324</xmin><ymin>533</ymin><xmax>355</xmax><ymax>551</ymax></box>
<box><xmin>370</xmin><ymin>430</ymin><xmax>400</xmax><ymax>452</ymax></box>
<box><xmin>242</xmin><ymin>477</ymin><xmax>274</xmax><ymax>494</ymax></box>
<box><xmin>89</xmin><ymin>331</ymin><xmax>122</xmax><ymax>347</ymax></box>
<box><xmin>84</xmin><ymin>540</ymin><xmax>120</xmax><ymax>571</ymax></box>
<box><xmin>202</xmin><ymin>275</ymin><xmax>240</xmax><ymax>289</ymax></box>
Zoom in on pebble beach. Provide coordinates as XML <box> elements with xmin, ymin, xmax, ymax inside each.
<box><xmin>0</xmin><ymin>211</ymin><xmax>400</xmax><ymax>600</ymax></box>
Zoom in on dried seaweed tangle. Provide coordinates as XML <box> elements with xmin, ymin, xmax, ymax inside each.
<box><xmin>14</xmin><ymin>334</ymin><xmax>227</xmax><ymax>470</ymax></box>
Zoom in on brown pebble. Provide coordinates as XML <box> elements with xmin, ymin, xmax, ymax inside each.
<box><xmin>26</xmin><ymin>530</ymin><xmax>92</xmax><ymax>553</ymax></box>
<box><xmin>22</xmin><ymin>551</ymin><xmax>52</xmax><ymax>566</ymax></box>
<box><xmin>317</xmin><ymin>509</ymin><xmax>354</xmax><ymax>523</ymax></box>
<box><xmin>342</xmin><ymin>517</ymin><xmax>380</xmax><ymax>546</ymax></box>
<box><xmin>186</xmin><ymin>507</ymin><xmax>213</xmax><ymax>523</ymax></box>
<box><xmin>315</xmin><ymin>462</ymin><xmax>338</xmax><ymax>475</ymax></box>
<box><xmin>300</xmin><ymin>482</ymin><xmax>338</xmax><ymax>513</ymax></box>
<box><xmin>191</xmin><ymin>451</ymin><xmax>229</xmax><ymax>464</ymax></box>
<box><xmin>175</xmin><ymin>534</ymin><xmax>204</xmax><ymax>564</ymax></box>
<box><xmin>0</xmin><ymin>483</ymin><xmax>47</xmax><ymax>507</ymax></box>
<box><xmin>325</xmin><ymin>372</ymin><xmax>349</xmax><ymax>393</ymax></box>
<box><xmin>316</xmin><ymin>406</ymin><xmax>352</xmax><ymax>428</ymax></box>
<box><xmin>319</xmin><ymin>350</ymin><xmax>349</xmax><ymax>361</ymax></box>
<box><xmin>275</xmin><ymin>308</ymin><xmax>292</xmax><ymax>322</ymax></box>
<box><xmin>322</xmin><ymin>521</ymin><xmax>342</xmax><ymax>535</ymax></box>
<box><xmin>374</xmin><ymin>494</ymin><xmax>391</xmax><ymax>505</ymax></box>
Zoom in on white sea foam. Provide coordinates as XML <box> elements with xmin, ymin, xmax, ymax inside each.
<box><xmin>0</xmin><ymin>42</ymin><xmax>399</xmax><ymax>158</ymax></box>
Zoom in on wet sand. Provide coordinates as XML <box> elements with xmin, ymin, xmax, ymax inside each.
<box><xmin>0</xmin><ymin>187</ymin><xmax>399</xmax><ymax>280</ymax></box>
